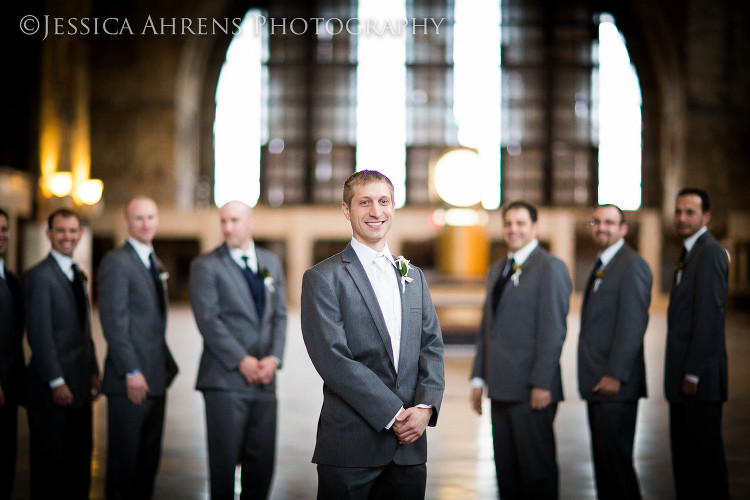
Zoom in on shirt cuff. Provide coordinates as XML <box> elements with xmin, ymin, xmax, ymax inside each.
<box><xmin>126</xmin><ymin>369</ymin><xmax>142</xmax><ymax>378</ymax></box>
<box><xmin>385</xmin><ymin>406</ymin><xmax>405</xmax><ymax>430</ymax></box>
<box><xmin>471</xmin><ymin>377</ymin><xmax>485</xmax><ymax>389</ymax></box>
<box><xmin>685</xmin><ymin>374</ymin><xmax>700</xmax><ymax>384</ymax></box>
<box><xmin>49</xmin><ymin>377</ymin><xmax>65</xmax><ymax>389</ymax></box>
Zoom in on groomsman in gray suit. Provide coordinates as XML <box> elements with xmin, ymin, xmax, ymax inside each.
<box><xmin>98</xmin><ymin>197</ymin><xmax>178</xmax><ymax>499</ymax></box>
<box><xmin>190</xmin><ymin>200</ymin><xmax>287</xmax><ymax>500</ymax></box>
<box><xmin>471</xmin><ymin>200</ymin><xmax>571</xmax><ymax>499</ymax></box>
<box><xmin>666</xmin><ymin>188</ymin><xmax>729</xmax><ymax>499</ymax></box>
<box><xmin>578</xmin><ymin>204</ymin><xmax>651</xmax><ymax>500</ymax></box>
<box><xmin>301</xmin><ymin>170</ymin><xmax>444</xmax><ymax>499</ymax></box>
<box><xmin>23</xmin><ymin>208</ymin><xmax>101</xmax><ymax>499</ymax></box>
<box><xmin>0</xmin><ymin>208</ymin><xmax>24</xmax><ymax>500</ymax></box>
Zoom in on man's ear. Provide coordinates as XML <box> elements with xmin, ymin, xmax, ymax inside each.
<box><xmin>342</xmin><ymin>202</ymin><xmax>350</xmax><ymax>220</ymax></box>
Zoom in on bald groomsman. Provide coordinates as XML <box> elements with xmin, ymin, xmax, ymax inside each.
<box><xmin>98</xmin><ymin>197</ymin><xmax>178</xmax><ymax>499</ymax></box>
<box><xmin>666</xmin><ymin>188</ymin><xmax>729</xmax><ymax>499</ymax></box>
<box><xmin>578</xmin><ymin>204</ymin><xmax>651</xmax><ymax>500</ymax></box>
<box><xmin>0</xmin><ymin>209</ymin><xmax>24</xmax><ymax>500</ymax></box>
<box><xmin>23</xmin><ymin>208</ymin><xmax>101</xmax><ymax>500</ymax></box>
<box><xmin>190</xmin><ymin>201</ymin><xmax>287</xmax><ymax>500</ymax></box>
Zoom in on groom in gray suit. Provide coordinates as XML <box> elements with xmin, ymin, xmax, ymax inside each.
<box><xmin>301</xmin><ymin>170</ymin><xmax>444</xmax><ymax>499</ymax></box>
<box><xmin>98</xmin><ymin>197</ymin><xmax>178</xmax><ymax>499</ymax></box>
<box><xmin>471</xmin><ymin>200</ymin><xmax>571</xmax><ymax>499</ymax></box>
<box><xmin>666</xmin><ymin>188</ymin><xmax>729</xmax><ymax>499</ymax></box>
<box><xmin>190</xmin><ymin>200</ymin><xmax>287</xmax><ymax>500</ymax></box>
<box><xmin>578</xmin><ymin>204</ymin><xmax>651</xmax><ymax>500</ymax></box>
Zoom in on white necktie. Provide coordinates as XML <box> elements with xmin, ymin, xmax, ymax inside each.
<box><xmin>373</xmin><ymin>255</ymin><xmax>401</xmax><ymax>371</ymax></box>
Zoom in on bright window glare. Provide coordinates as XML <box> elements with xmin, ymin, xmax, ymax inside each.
<box><xmin>598</xmin><ymin>18</ymin><xmax>642</xmax><ymax>209</ymax></box>
<box><xmin>214</xmin><ymin>10</ymin><xmax>264</xmax><ymax>207</ymax></box>
<box><xmin>453</xmin><ymin>0</ymin><xmax>502</xmax><ymax>209</ymax></box>
<box><xmin>357</xmin><ymin>0</ymin><xmax>407</xmax><ymax>208</ymax></box>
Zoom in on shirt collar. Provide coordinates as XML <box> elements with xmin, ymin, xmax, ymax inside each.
<box><xmin>50</xmin><ymin>249</ymin><xmax>76</xmax><ymax>280</ymax></box>
<box><xmin>508</xmin><ymin>239</ymin><xmax>538</xmax><ymax>266</ymax></box>
<box><xmin>350</xmin><ymin>237</ymin><xmax>395</xmax><ymax>268</ymax></box>
<box><xmin>598</xmin><ymin>238</ymin><xmax>625</xmax><ymax>269</ymax></box>
<box><xmin>228</xmin><ymin>240</ymin><xmax>258</xmax><ymax>270</ymax></box>
<box><xmin>127</xmin><ymin>237</ymin><xmax>154</xmax><ymax>267</ymax></box>
<box><xmin>683</xmin><ymin>226</ymin><xmax>707</xmax><ymax>253</ymax></box>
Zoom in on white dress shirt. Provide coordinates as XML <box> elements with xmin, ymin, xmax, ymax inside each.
<box><xmin>229</xmin><ymin>241</ymin><xmax>259</xmax><ymax>273</ymax></box>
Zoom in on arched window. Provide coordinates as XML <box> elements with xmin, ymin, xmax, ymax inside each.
<box><xmin>213</xmin><ymin>2</ymin><xmax>642</xmax><ymax>210</ymax></box>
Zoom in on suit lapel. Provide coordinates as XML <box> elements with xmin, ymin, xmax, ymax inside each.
<box><xmin>124</xmin><ymin>242</ymin><xmax>162</xmax><ymax>306</ymax></box>
<box><xmin>218</xmin><ymin>245</ymin><xmax>259</xmax><ymax>323</ymax></box>
<box><xmin>342</xmin><ymin>245</ymin><xmax>395</xmax><ymax>366</ymax></box>
<box><xmin>256</xmin><ymin>249</ymin><xmax>271</xmax><ymax>324</ymax></box>
<box><xmin>46</xmin><ymin>255</ymin><xmax>88</xmax><ymax>332</ymax></box>
<box><xmin>397</xmin><ymin>261</ymin><xmax>414</xmax><ymax>375</ymax></box>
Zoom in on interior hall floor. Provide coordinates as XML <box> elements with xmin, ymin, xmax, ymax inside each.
<box><xmin>9</xmin><ymin>300</ymin><xmax>750</xmax><ymax>499</ymax></box>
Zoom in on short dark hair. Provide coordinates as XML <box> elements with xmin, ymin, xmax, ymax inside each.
<box><xmin>0</xmin><ymin>208</ymin><xmax>8</xmax><ymax>221</ymax></box>
<box><xmin>47</xmin><ymin>208</ymin><xmax>81</xmax><ymax>230</ymax></box>
<box><xmin>503</xmin><ymin>200</ymin><xmax>538</xmax><ymax>223</ymax></box>
<box><xmin>342</xmin><ymin>170</ymin><xmax>395</xmax><ymax>208</ymax></box>
<box><xmin>677</xmin><ymin>188</ymin><xmax>710</xmax><ymax>213</ymax></box>
<box><xmin>596</xmin><ymin>204</ymin><xmax>626</xmax><ymax>224</ymax></box>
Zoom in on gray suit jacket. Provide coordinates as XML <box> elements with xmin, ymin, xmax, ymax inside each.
<box><xmin>22</xmin><ymin>255</ymin><xmax>99</xmax><ymax>409</ymax></box>
<box><xmin>190</xmin><ymin>244</ymin><xmax>286</xmax><ymax>397</ymax></box>
<box><xmin>578</xmin><ymin>244</ymin><xmax>651</xmax><ymax>401</ymax></box>
<box><xmin>471</xmin><ymin>246</ymin><xmax>571</xmax><ymax>402</ymax></box>
<box><xmin>300</xmin><ymin>243</ymin><xmax>444</xmax><ymax>467</ymax></box>
<box><xmin>665</xmin><ymin>231</ymin><xmax>728</xmax><ymax>403</ymax></box>
<box><xmin>98</xmin><ymin>242</ymin><xmax>178</xmax><ymax>397</ymax></box>
<box><xmin>0</xmin><ymin>268</ymin><xmax>24</xmax><ymax>404</ymax></box>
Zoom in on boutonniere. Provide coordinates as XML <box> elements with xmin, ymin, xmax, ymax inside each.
<box><xmin>262</xmin><ymin>268</ymin><xmax>275</xmax><ymax>293</ymax></box>
<box><xmin>395</xmin><ymin>256</ymin><xmax>414</xmax><ymax>294</ymax></box>
<box><xmin>674</xmin><ymin>261</ymin><xmax>685</xmax><ymax>285</ymax></box>
<box><xmin>511</xmin><ymin>264</ymin><xmax>522</xmax><ymax>287</ymax></box>
<box><xmin>79</xmin><ymin>269</ymin><xmax>88</xmax><ymax>283</ymax></box>
<box><xmin>159</xmin><ymin>267</ymin><xmax>170</xmax><ymax>283</ymax></box>
<box><xmin>593</xmin><ymin>270</ymin><xmax>604</xmax><ymax>293</ymax></box>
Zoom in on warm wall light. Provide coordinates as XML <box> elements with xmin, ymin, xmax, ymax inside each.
<box><xmin>48</xmin><ymin>172</ymin><xmax>73</xmax><ymax>197</ymax></box>
<box><xmin>75</xmin><ymin>179</ymin><xmax>104</xmax><ymax>205</ymax></box>
<box><xmin>433</xmin><ymin>149</ymin><xmax>485</xmax><ymax>207</ymax></box>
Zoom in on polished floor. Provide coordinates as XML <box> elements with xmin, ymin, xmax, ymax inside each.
<box><xmin>9</xmin><ymin>300</ymin><xmax>750</xmax><ymax>499</ymax></box>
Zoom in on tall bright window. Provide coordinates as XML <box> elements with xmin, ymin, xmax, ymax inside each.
<box><xmin>213</xmin><ymin>10</ymin><xmax>266</xmax><ymax>207</ymax></box>
<box><xmin>453</xmin><ymin>0</ymin><xmax>502</xmax><ymax>209</ymax></box>
<box><xmin>596</xmin><ymin>14</ymin><xmax>642</xmax><ymax>209</ymax></box>
<box><xmin>356</xmin><ymin>0</ymin><xmax>407</xmax><ymax>208</ymax></box>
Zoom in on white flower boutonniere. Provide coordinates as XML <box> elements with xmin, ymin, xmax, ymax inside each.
<box><xmin>159</xmin><ymin>268</ymin><xmax>170</xmax><ymax>283</ymax></box>
<box><xmin>395</xmin><ymin>255</ymin><xmax>414</xmax><ymax>294</ymax></box>
<box><xmin>511</xmin><ymin>264</ymin><xmax>523</xmax><ymax>287</ymax></box>
<box><xmin>262</xmin><ymin>268</ymin><xmax>275</xmax><ymax>293</ymax></box>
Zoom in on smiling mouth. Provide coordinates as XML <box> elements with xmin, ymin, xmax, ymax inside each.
<box><xmin>365</xmin><ymin>221</ymin><xmax>385</xmax><ymax>228</ymax></box>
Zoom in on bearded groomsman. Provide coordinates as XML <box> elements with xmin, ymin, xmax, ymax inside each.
<box><xmin>578</xmin><ymin>204</ymin><xmax>651</xmax><ymax>500</ymax></box>
<box><xmin>666</xmin><ymin>188</ymin><xmax>729</xmax><ymax>499</ymax></box>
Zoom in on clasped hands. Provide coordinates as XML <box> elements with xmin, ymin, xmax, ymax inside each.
<box><xmin>392</xmin><ymin>406</ymin><xmax>431</xmax><ymax>445</ymax></box>
<box><xmin>239</xmin><ymin>355</ymin><xmax>278</xmax><ymax>386</ymax></box>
